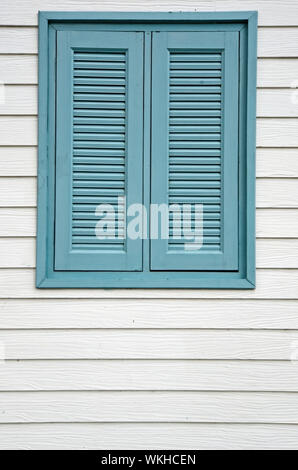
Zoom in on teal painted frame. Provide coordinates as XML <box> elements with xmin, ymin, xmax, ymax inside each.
<box><xmin>37</xmin><ymin>11</ymin><xmax>257</xmax><ymax>289</ymax></box>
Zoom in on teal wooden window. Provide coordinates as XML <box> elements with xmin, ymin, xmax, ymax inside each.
<box><xmin>55</xmin><ymin>31</ymin><xmax>143</xmax><ymax>271</ymax></box>
<box><xmin>37</xmin><ymin>12</ymin><xmax>257</xmax><ymax>288</ymax></box>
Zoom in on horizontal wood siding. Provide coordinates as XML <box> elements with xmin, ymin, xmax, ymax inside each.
<box><xmin>1</xmin><ymin>391</ymin><xmax>298</xmax><ymax>423</ymax></box>
<box><xmin>0</xmin><ymin>0</ymin><xmax>297</xmax><ymax>449</ymax></box>
<box><xmin>1</xmin><ymin>423</ymin><xmax>298</xmax><ymax>450</ymax></box>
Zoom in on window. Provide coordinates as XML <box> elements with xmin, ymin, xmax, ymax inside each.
<box><xmin>37</xmin><ymin>11</ymin><xmax>257</xmax><ymax>288</ymax></box>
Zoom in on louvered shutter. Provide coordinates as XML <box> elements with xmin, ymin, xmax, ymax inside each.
<box><xmin>150</xmin><ymin>32</ymin><xmax>239</xmax><ymax>271</ymax></box>
<box><xmin>54</xmin><ymin>31</ymin><xmax>143</xmax><ymax>271</ymax></box>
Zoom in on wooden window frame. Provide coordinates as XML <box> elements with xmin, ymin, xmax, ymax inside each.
<box><xmin>37</xmin><ymin>11</ymin><xmax>257</xmax><ymax>289</ymax></box>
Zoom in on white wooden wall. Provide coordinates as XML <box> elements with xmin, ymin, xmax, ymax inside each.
<box><xmin>0</xmin><ymin>0</ymin><xmax>298</xmax><ymax>450</ymax></box>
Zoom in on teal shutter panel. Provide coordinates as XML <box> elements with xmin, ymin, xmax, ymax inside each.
<box><xmin>150</xmin><ymin>32</ymin><xmax>239</xmax><ymax>271</ymax></box>
<box><xmin>54</xmin><ymin>31</ymin><xmax>143</xmax><ymax>271</ymax></box>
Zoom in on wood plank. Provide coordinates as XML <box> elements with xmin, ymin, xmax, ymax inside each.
<box><xmin>0</xmin><ymin>298</ymin><xmax>298</xmax><ymax>330</ymax></box>
<box><xmin>1</xmin><ymin>26</ymin><xmax>298</xmax><ymax>56</ymax></box>
<box><xmin>257</xmin><ymin>119</ymin><xmax>298</xmax><ymax>147</ymax></box>
<box><xmin>1</xmin><ymin>238</ymin><xmax>297</xmax><ymax>268</ymax></box>
<box><xmin>2</xmin><ymin>422</ymin><xmax>298</xmax><ymax>449</ymax></box>
<box><xmin>257</xmin><ymin>149</ymin><xmax>298</xmax><ymax>177</ymax></box>
<box><xmin>258</xmin><ymin>28</ymin><xmax>298</xmax><ymax>57</ymax></box>
<box><xmin>0</xmin><ymin>329</ymin><xmax>298</xmax><ymax>360</ymax></box>
<box><xmin>257</xmin><ymin>239</ymin><xmax>298</xmax><ymax>267</ymax></box>
<box><xmin>257</xmin><ymin>89</ymin><xmax>298</xmax><ymax>117</ymax></box>
<box><xmin>1</xmin><ymin>56</ymin><xmax>297</xmax><ymax>88</ymax></box>
<box><xmin>0</xmin><ymin>208</ymin><xmax>296</xmax><ymax>239</ymax></box>
<box><xmin>2</xmin><ymin>176</ymin><xmax>297</xmax><ymax>208</ymax></box>
<box><xmin>3</xmin><ymin>117</ymin><xmax>298</xmax><ymax>147</ymax></box>
<box><xmin>0</xmin><ymin>86</ymin><xmax>37</xmax><ymax>115</ymax></box>
<box><xmin>0</xmin><ymin>177</ymin><xmax>36</xmax><ymax>206</ymax></box>
<box><xmin>0</xmin><ymin>269</ymin><xmax>296</xmax><ymax>298</ymax></box>
<box><xmin>0</xmin><ymin>147</ymin><xmax>37</xmax><ymax>176</ymax></box>
<box><xmin>1</xmin><ymin>147</ymin><xmax>297</xmax><ymax>178</ymax></box>
<box><xmin>0</xmin><ymin>0</ymin><xmax>297</xmax><ymax>26</ymax></box>
<box><xmin>0</xmin><ymin>117</ymin><xmax>37</xmax><ymax>145</ymax></box>
<box><xmin>0</xmin><ymin>55</ymin><xmax>37</xmax><ymax>84</ymax></box>
<box><xmin>216</xmin><ymin>0</ymin><xmax>298</xmax><ymax>26</ymax></box>
<box><xmin>1</xmin><ymin>360</ymin><xmax>298</xmax><ymax>391</ymax></box>
<box><xmin>0</xmin><ymin>238</ymin><xmax>35</xmax><ymax>267</ymax></box>
<box><xmin>1</xmin><ymin>390</ymin><xmax>298</xmax><ymax>424</ymax></box>
<box><xmin>0</xmin><ymin>208</ymin><xmax>36</xmax><ymax>236</ymax></box>
<box><xmin>258</xmin><ymin>59</ymin><xmax>298</xmax><ymax>87</ymax></box>
<box><xmin>256</xmin><ymin>209</ymin><xmax>298</xmax><ymax>237</ymax></box>
<box><xmin>1</xmin><ymin>422</ymin><xmax>298</xmax><ymax>449</ymax></box>
<box><xmin>2</xmin><ymin>87</ymin><xmax>298</xmax><ymax>119</ymax></box>
<box><xmin>0</xmin><ymin>27</ymin><xmax>37</xmax><ymax>53</ymax></box>
<box><xmin>2</xmin><ymin>87</ymin><xmax>298</xmax><ymax>118</ymax></box>
<box><xmin>256</xmin><ymin>179</ymin><xmax>298</xmax><ymax>208</ymax></box>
